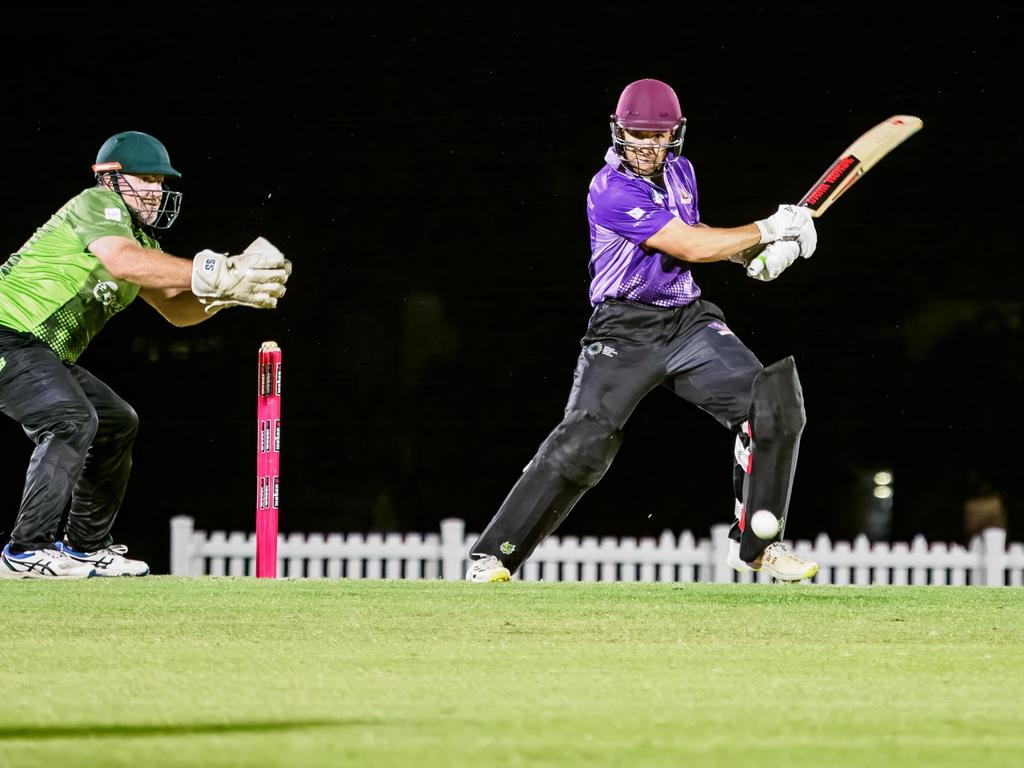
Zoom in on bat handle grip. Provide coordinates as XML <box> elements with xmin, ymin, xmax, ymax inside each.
<box><xmin>729</xmin><ymin>243</ymin><xmax>767</xmax><ymax>268</ymax></box>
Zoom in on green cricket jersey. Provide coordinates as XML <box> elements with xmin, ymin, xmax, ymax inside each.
<box><xmin>0</xmin><ymin>187</ymin><xmax>159</xmax><ymax>362</ymax></box>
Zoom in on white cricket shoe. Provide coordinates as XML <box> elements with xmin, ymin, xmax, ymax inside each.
<box><xmin>727</xmin><ymin>539</ymin><xmax>756</xmax><ymax>573</ymax></box>
<box><xmin>466</xmin><ymin>555</ymin><xmax>511</xmax><ymax>583</ymax></box>
<box><xmin>0</xmin><ymin>544</ymin><xmax>97</xmax><ymax>579</ymax></box>
<box><xmin>754</xmin><ymin>542</ymin><xmax>818</xmax><ymax>582</ymax></box>
<box><xmin>56</xmin><ymin>542</ymin><xmax>150</xmax><ymax>577</ymax></box>
<box><xmin>728</xmin><ymin>540</ymin><xmax>818</xmax><ymax>582</ymax></box>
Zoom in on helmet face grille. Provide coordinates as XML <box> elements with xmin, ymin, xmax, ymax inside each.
<box><xmin>610</xmin><ymin>120</ymin><xmax>686</xmax><ymax>178</ymax></box>
<box><xmin>96</xmin><ymin>171</ymin><xmax>183</xmax><ymax>230</ymax></box>
<box><xmin>149</xmin><ymin>188</ymin><xmax>182</xmax><ymax>229</ymax></box>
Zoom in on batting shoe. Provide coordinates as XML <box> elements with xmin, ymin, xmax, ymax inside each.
<box><xmin>466</xmin><ymin>555</ymin><xmax>511</xmax><ymax>583</ymax></box>
<box><xmin>727</xmin><ymin>539</ymin><xmax>756</xmax><ymax>574</ymax></box>
<box><xmin>0</xmin><ymin>544</ymin><xmax>97</xmax><ymax>579</ymax></box>
<box><xmin>55</xmin><ymin>541</ymin><xmax>150</xmax><ymax>577</ymax></box>
<box><xmin>752</xmin><ymin>542</ymin><xmax>819</xmax><ymax>582</ymax></box>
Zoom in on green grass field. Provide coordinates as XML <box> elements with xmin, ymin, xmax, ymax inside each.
<box><xmin>2</xmin><ymin>579</ymin><xmax>1022</xmax><ymax>767</ymax></box>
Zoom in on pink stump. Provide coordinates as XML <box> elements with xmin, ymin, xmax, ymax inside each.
<box><xmin>256</xmin><ymin>342</ymin><xmax>282</xmax><ymax>578</ymax></box>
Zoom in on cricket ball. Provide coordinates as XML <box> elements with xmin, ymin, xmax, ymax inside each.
<box><xmin>750</xmin><ymin>510</ymin><xmax>781</xmax><ymax>540</ymax></box>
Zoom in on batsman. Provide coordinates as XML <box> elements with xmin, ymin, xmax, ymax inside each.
<box><xmin>0</xmin><ymin>131</ymin><xmax>292</xmax><ymax>579</ymax></box>
<box><xmin>467</xmin><ymin>79</ymin><xmax>819</xmax><ymax>583</ymax></box>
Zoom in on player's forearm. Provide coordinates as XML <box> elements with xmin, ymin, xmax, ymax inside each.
<box><xmin>164</xmin><ymin>293</ymin><xmax>216</xmax><ymax>327</ymax></box>
<box><xmin>683</xmin><ymin>224</ymin><xmax>762</xmax><ymax>263</ymax></box>
<box><xmin>644</xmin><ymin>219</ymin><xmax>761</xmax><ymax>264</ymax></box>
<box><xmin>96</xmin><ymin>243</ymin><xmax>193</xmax><ymax>289</ymax></box>
<box><xmin>113</xmin><ymin>248</ymin><xmax>192</xmax><ymax>289</ymax></box>
<box><xmin>141</xmin><ymin>288</ymin><xmax>217</xmax><ymax>327</ymax></box>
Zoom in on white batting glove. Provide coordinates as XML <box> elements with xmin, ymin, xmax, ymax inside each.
<box><xmin>754</xmin><ymin>204</ymin><xmax>814</xmax><ymax>244</ymax></box>
<box><xmin>746</xmin><ymin>239</ymin><xmax>801</xmax><ymax>281</ymax></box>
<box><xmin>795</xmin><ymin>217</ymin><xmax>817</xmax><ymax>259</ymax></box>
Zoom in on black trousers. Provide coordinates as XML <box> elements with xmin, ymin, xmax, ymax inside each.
<box><xmin>568</xmin><ymin>299</ymin><xmax>762</xmax><ymax>431</ymax></box>
<box><xmin>0</xmin><ymin>330</ymin><xmax>138</xmax><ymax>552</ymax></box>
<box><xmin>471</xmin><ymin>299</ymin><xmax>764</xmax><ymax>573</ymax></box>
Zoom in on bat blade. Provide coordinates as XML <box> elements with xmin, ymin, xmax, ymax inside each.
<box><xmin>800</xmin><ymin>115</ymin><xmax>923</xmax><ymax>217</ymax></box>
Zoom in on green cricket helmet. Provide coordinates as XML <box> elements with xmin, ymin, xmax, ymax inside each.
<box><xmin>92</xmin><ymin>131</ymin><xmax>182</xmax><ymax>229</ymax></box>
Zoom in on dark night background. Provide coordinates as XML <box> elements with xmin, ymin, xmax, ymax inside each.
<box><xmin>0</xmin><ymin>7</ymin><xmax>1020</xmax><ymax>573</ymax></box>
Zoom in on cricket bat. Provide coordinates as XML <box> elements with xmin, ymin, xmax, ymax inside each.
<box><xmin>733</xmin><ymin>115</ymin><xmax>923</xmax><ymax>266</ymax></box>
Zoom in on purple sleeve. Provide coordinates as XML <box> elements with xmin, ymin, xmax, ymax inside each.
<box><xmin>588</xmin><ymin>180</ymin><xmax>676</xmax><ymax>245</ymax></box>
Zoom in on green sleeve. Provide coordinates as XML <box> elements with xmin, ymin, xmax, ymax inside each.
<box><xmin>64</xmin><ymin>188</ymin><xmax>136</xmax><ymax>246</ymax></box>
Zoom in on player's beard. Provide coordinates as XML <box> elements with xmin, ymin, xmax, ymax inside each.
<box><xmin>626</xmin><ymin>148</ymin><xmax>666</xmax><ymax>177</ymax></box>
<box><xmin>128</xmin><ymin>195</ymin><xmax>162</xmax><ymax>226</ymax></box>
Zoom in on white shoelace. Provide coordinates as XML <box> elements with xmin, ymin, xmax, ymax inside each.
<box><xmin>68</xmin><ymin>543</ymin><xmax>129</xmax><ymax>558</ymax></box>
<box><xmin>472</xmin><ymin>555</ymin><xmax>503</xmax><ymax>570</ymax></box>
<box><xmin>764</xmin><ymin>542</ymin><xmax>812</xmax><ymax>563</ymax></box>
<box><xmin>41</xmin><ymin>548</ymin><xmax>73</xmax><ymax>560</ymax></box>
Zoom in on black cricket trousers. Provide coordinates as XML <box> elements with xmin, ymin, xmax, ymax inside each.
<box><xmin>0</xmin><ymin>328</ymin><xmax>138</xmax><ymax>552</ymax></box>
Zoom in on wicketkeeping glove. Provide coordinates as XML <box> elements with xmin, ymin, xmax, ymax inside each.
<box><xmin>191</xmin><ymin>237</ymin><xmax>291</xmax><ymax>312</ymax></box>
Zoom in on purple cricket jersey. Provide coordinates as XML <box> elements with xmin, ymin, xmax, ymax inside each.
<box><xmin>587</xmin><ymin>147</ymin><xmax>702</xmax><ymax>307</ymax></box>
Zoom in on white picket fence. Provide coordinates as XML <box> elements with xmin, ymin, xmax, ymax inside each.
<box><xmin>169</xmin><ymin>516</ymin><xmax>1024</xmax><ymax>586</ymax></box>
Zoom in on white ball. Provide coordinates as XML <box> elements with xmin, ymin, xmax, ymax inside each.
<box><xmin>750</xmin><ymin>510</ymin><xmax>780</xmax><ymax>540</ymax></box>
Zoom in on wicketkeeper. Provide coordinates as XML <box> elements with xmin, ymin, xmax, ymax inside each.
<box><xmin>0</xmin><ymin>131</ymin><xmax>291</xmax><ymax>578</ymax></box>
<box><xmin>467</xmin><ymin>79</ymin><xmax>819</xmax><ymax>583</ymax></box>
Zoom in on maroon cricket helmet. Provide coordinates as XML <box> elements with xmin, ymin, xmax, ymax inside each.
<box><xmin>609</xmin><ymin>79</ymin><xmax>687</xmax><ymax>176</ymax></box>
<box><xmin>612</xmin><ymin>79</ymin><xmax>685</xmax><ymax>132</ymax></box>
